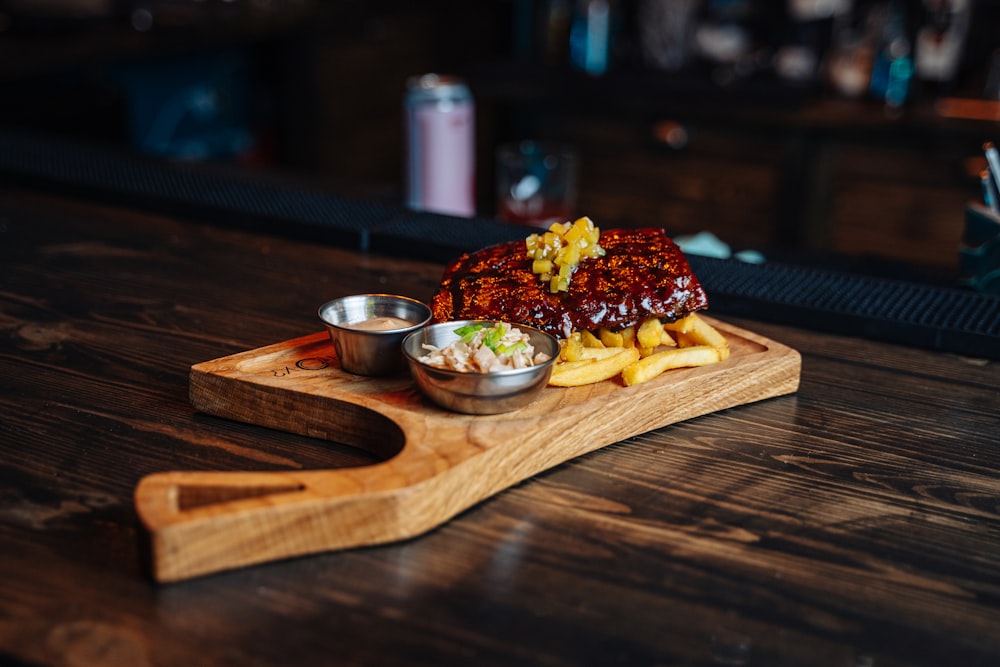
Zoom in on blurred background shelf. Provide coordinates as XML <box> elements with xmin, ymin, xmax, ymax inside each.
<box><xmin>0</xmin><ymin>0</ymin><xmax>998</xmax><ymax>281</ymax></box>
<box><xmin>471</xmin><ymin>58</ymin><xmax>997</xmax><ymax>272</ymax></box>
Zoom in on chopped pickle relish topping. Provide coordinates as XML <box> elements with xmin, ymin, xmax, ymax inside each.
<box><xmin>525</xmin><ymin>216</ymin><xmax>605</xmax><ymax>293</ymax></box>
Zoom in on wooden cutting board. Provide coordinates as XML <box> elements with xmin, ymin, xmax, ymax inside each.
<box><xmin>135</xmin><ymin>317</ymin><xmax>800</xmax><ymax>582</ymax></box>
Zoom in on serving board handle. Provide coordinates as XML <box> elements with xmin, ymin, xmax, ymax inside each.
<box><xmin>134</xmin><ymin>448</ymin><xmax>449</xmax><ymax>582</ymax></box>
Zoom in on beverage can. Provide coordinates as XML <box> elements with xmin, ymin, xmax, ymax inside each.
<box><xmin>404</xmin><ymin>74</ymin><xmax>476</xmax><ymax>217</ymax></box>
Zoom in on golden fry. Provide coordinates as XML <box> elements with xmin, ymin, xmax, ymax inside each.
<box><xmin>621</xmin><ymin>325</ymin><xmax>636</xmax><ymax>348</ymax></box>
<box><xmin>598</xmin><ymin>327</ymin><xmax>624</xmax><ymax>348</ymax></box>
<box><xmin>662</xmin><ymin>314</ymin><xmax>697</xmax><ymax>334</ymax></box>
<box><xmin>664</xmin><ymin>314</ymin><xmax>728</xmax><ymax>355</ymax></box>
<box><xmin>549</xmin><ymin>348</ymin><xmax>640</xmax><ymax>387</ymax></box>
<box><xmin>580</xmin><ymin>330</ymin><xmax>604</xmax><ymax>348</ymax></box>
<box><xmin>562</xmin><ymin>332</ymin><xmax>584</xmax><ymax>362</ymax></box>
<box><xmin>637</xmin><ymin>318</ymin><xmax>663</xmax><ymax>349</ymax></box>
<box><xmin>578</xmin><ymin>346</ymin><xmax>628</xmax><ymax>360</ymax></box>
<box><xmin>621</xmin><ymin>345</ymin><xmax>722</xmax><ymax>386</ymax></box>
<box><xmin>675</xmin><ymin>331</ymin><xmax>696</xmax><ymax>347</ymax></box>
<box><xmin>688</xmin><ymin>315</ymin><xmax>729</xmax><ymax>350</ymax></box>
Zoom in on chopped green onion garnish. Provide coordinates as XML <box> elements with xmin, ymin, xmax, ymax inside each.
<box><xmin>496</xmin><ymin>341</ymin><xmax>527</xmax><ymax>356</ymax></box>
<box><xmin>455</xmin><ymin>324</ymin><xmax>483</xmax><ymax>342</ymax></box>
<box><xmin>483</xmin><ymin>324</ymin><xmax>504</xmax><ymax>351</ymax></box>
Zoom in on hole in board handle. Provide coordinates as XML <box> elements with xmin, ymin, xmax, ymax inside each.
<box><xmin>177</xmin><ymin>483</ymin><xmax>307</xmax><ymax>511</ymax></box>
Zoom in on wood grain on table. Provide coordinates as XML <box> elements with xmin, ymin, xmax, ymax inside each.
<box><xmin>1</xmin><ymin>190</ymin><xmax>998</xmax><ymax>667</ymax></box>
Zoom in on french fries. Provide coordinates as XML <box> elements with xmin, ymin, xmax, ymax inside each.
<box><xmin>561</xmin><ymin>332</ymin><xmax>585</xmax><ymax>362</ymax></box>
<box><xmin>598</xmin><ymin>327</ymin><xmax>625</xmax><ymax>348</ymax></box>
<box><xmin>663</xmin><ymin>313</ymin><xmax>730</xmax><ymax>359</ymax></box>
<box><xmin>549</xmin><ymin>347</ymin><xmax>640</xmax><ymax>387</ymax></box>
<box><xmin>636</xmin><ymin>317</ymin><xmax>664</xmax><ymax>349</ymax></box>
<box><xmin>548</xmin><ymin>313</ymin><xmax>729</xmax><ymax>387</ymax></box>
<box><xmin>580</xmin><ymin>330</ymin><xmax>603</xmax><ymax>348</ymax></box>
<box><xmin>621</xmin><ymin>345</ymin><xmax>723</xmax><ymax>386</ymax></box>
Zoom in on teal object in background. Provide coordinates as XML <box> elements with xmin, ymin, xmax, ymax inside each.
<box><xmin>569</xmin><ymin>0</ymin><xmax>618</xmax><ymax>75</ymax></box>
<box><xmin>107</xmin><ymin>50</ymin><xmax>258</xmax><ymax>162</ymax></box>
<box><xmin>961</xmin><ymin>203</ymin><xmax>1000</xmax><ymax>295</ymax></box>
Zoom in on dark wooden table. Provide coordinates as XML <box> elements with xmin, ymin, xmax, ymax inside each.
<box><xmin>2</xmin><ymin>188</ymin><xmax>998</xmax><ymax>667</ymax></box>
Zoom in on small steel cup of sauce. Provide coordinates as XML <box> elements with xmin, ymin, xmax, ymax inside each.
<box><xmin>318</xmin><ymin>294</ymin><xmax>432</xmax><ymax>376</ymax></box>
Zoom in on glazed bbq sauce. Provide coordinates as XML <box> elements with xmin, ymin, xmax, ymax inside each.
<box><xmin>435</xmin><ymin>229</ymin><xmax>708</xmax><ymax>337</ymax></box>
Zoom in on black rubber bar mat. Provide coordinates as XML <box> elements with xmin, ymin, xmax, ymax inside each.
<box><xmin>2</xmin><ymin>129</ymin><xmax>997</xmax><ymax>359</ymax></box>
<box><xmin>687</xmin><ymin>255</ymin><xmax>998</xmax><ymax>360</ymax></box>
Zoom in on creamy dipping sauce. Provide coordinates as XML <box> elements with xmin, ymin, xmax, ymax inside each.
<box><xmin>343</xmin><ymin>316</ymin><xmax>414</xmax><ymax>331</ymax></box>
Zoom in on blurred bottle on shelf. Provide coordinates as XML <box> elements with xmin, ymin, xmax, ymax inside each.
<box><xmin>687</xmin><ymin>0</ymin><xmax>771</xmax><ymax>87</ymax></box>
<box><xmin>778</xmin><ymin>0</ymin><xmax>852</xmax><ymax>85</ymax></box>
<box><xmin>569</xmin><ymin>0</ymin><xmax>620</xmax><ymax>75</ymax></box>
<box><xmin>868</xmin><ymin>0</ymin><xmax>914</xmax><ymax>109</ymax></box>
<box><xmin>690</xmin><ymin>3</ymin><xmax>754</xmax><ymax>71</ymax></box>
<box><xmin>636</xmin><ymin>0</ymin><xmax>698</xmax><ymax>72</ymax></box>
<box><xmin>914</xmin><ymin>0</ymin><xmax>970</xmax><ymax>94</ymax></box>
<box><xmin>825</xmin><ymin>14</ymin><xmax>877</xmax><ymax>98</ymax></box>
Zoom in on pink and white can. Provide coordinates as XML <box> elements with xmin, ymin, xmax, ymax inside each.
<box><xmin>404</xmin><ymin>74</ymin><xmax>476</xmax><ymax>218</ymax></box>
